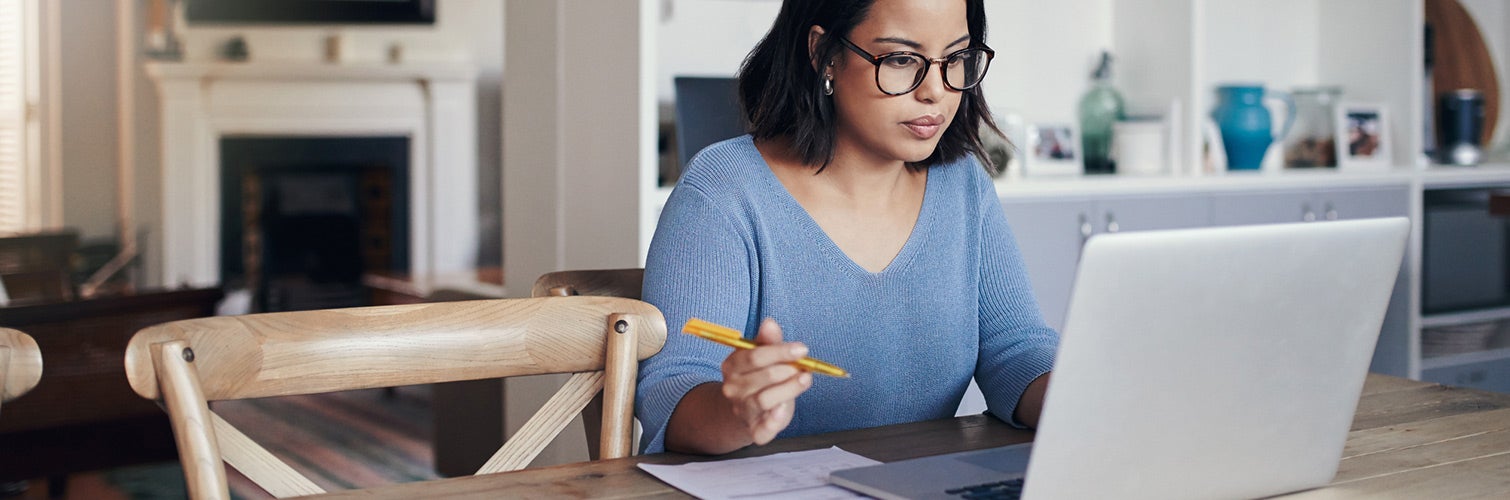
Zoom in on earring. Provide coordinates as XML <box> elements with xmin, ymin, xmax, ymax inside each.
<box><xmin>823</xmin><ymin>74</ymin><xmax>834</xmax><ymax>96</ymax></box>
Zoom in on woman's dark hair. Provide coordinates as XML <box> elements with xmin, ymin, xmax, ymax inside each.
<box><xmin>737</xmin><ymin>0</ymin><xmax>1002</xmax><ymax>172</ymax></box>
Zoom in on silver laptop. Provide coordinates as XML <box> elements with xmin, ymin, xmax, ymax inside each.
<box><xmin>830</xmin><ymin>217</ymin><xmax>1410</xmax><ymax>500</ymax></box>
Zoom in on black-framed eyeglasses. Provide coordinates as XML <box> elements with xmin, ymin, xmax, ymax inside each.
<box><xmin>838</xmin><ymin>37</ymin><xmax>995</xmax><ymax>96</ymax></box>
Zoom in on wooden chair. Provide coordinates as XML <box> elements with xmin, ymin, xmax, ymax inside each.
<box><xmin>531</xmin><ymin>268</ymin><xmax>644</xmax><ymax>460</ymax></box>
<box><xmin>532</xmin><ymin>268</ymin><xmax>644</xmax><ymax>300</ymax></box>
<box><xmin>1</xmin><ymin>328</ymin><xmax>42</xmax><ymax>417</ymax></box>
<box><xmin>124</xmin><ymin>296</ymin><xmax>665</xmax><ymax>500</ymax></box>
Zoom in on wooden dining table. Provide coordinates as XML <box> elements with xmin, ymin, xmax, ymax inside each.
<box><xmin>307</xmin><ymin>374</ymin><xmax>1510</xmax><ymax>499</ymax></box>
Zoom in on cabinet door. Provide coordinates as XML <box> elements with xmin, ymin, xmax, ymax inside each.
<box><xmin>1095</xmin><ymin>194</ymin><xmax>1211</xmax><ymax>234</ymax></box>
<box><xmin>999</xmin><ymin>198</ymin><xmax>1092</xmax><ymax>332</ymax></box>
<box><xmin>1316</xmin><ymin>186</ymin><xmax>1409</xmax><ymax>220</ymax></box>
<box><xmin>1210</xmin><ymin>189</ymin><xmax>1316</xmax><ymax>226</ymax></box>
<box><xmin>1317</xmin><ymin>186</ymin><xmax>1411</xmax><ymax>376</ymax></box>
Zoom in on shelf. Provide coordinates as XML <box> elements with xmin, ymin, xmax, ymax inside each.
<box><xmin>1421</xmin><ymin>306</ymin><xmax>1510</xmax><ymax>328</ymax></box>
<box><xmin>1421</xmin><ymin>347</ymin><xmax>1510</xmax><ymax>371</ymax></box>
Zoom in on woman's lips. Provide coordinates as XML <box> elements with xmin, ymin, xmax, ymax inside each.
<box><xmin>903</xmin><ymin>115</ymin><xmax>944</xmax><ymax>139</ymax></box>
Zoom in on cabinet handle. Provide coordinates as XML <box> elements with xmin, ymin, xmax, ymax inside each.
<box><xmin>1324</xmin><ymin>202</ymin><xmax>1338</xmax><ymax>221</ymax></box>
<box><xmin>1302</xmin><ymin>203</ymin><xmax>1316</xmax><ymax>222</ymax></box>
<box><xmin>1105</xmin><ymin>212</ymin><xmax>1120</xmax><ymax>233</ymax></box>
<box><xmin>1079</xmin><ymin>213</ymin><xmax>1093</xmax><ymax>246</ymax></box>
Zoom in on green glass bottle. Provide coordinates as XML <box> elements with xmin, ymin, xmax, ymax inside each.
<box><xmin>1078</xmin><ymin>51</ymin><xmax>1125</xmax><ymax>174</ymax></box>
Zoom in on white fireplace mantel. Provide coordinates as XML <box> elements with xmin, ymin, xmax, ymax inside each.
<box><xmin>147</xmin><ymin>61</ymin><xmax>479</xmax><ymax>290</ymax></box>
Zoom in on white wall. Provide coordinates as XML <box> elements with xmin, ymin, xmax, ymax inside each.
<box><xmin>980</xmin><ymin>0</ymin><xmax>1114</xmax><ymax>125</ymax></box>
<box><xmin>59</xmin><ymin>0</ymin><xmax>120</xmax><ymax>240</ymax></box>
<box><xmin>656</xmin><ymin>0</ymin><xmax>779</xmax><ymax>103</ymax></box>
<box><xmin>656</xmin><ymin>0</ymin><xmax>1113</xmax><ymax>128</ymax></box>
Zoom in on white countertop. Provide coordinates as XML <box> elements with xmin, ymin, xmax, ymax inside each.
<box><xmin>991</xmin><ymin>164</ymin><xmax>1510</xmax><ymax>199</ymax></box>
<box><xmin>650</xmin><ymin>164</ymin><xmax>1510</xmax><ymax>206</ymax></box>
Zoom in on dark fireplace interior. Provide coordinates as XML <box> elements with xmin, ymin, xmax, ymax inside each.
<box><xmin>220</xmin><ymin>136</ymin><xmax>410</xmax><ymax>312</ymax></box>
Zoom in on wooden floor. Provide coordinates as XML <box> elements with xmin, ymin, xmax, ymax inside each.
<box><xmin>8</xmin><ymin>385</ymin><xmax>437</xmax><ymax>500</ymax></box>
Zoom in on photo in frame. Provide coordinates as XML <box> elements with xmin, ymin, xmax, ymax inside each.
<box><xmin>981</xmin><ymin>108</ymin><xmax>1026</xmax><ymax>178</ymax></box>
<box><xmin>1335</xmin><ymin>103</ymin><xmax>1392</xmax><ymax>171</ymax></box>
<box><xmin>1023</xmin><ymin>123</ymin><xmax>1082</xmax><ymax>176</ymax></box>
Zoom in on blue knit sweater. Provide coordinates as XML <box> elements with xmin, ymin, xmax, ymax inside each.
<box><xmin>636</xmin><ymin>135</ymin><xmax>1059</xmax><ymax>454</ymax></box>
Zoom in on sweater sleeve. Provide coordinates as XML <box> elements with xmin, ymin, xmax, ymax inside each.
<box><xmin>636</xmin><ymin>183</ymin><xmax>756</xmax><ymax>454</ymax></box>
<box><xmin>972</xmin><ymin>166</ymin><xmax>1060</xmax><ymax>427</ymax></box>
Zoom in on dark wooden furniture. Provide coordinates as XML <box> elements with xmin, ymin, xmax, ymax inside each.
<box><xmin>0</xmin><ymin>288</ymin><xmax>223</xmax><ymax>482</ymax></box>
<box><xmin>0</xmin><ymin>230</ymin><xmax>79</xmax><ymax>304</ymax></box>
<box><xmin>304</xmin><ymin>374</ymin><xmax>1510</xmax><ymax>499</ymax></box>
<box><xmin>361</xmin><ymin>268</ymin><xmax>507</xmax><ymax>477</ymax></box>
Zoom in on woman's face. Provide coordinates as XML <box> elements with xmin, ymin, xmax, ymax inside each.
<box><xmin>827</xmin><ymin>0</ymin><xmax>970</xmax><ymax>166</ymax></box>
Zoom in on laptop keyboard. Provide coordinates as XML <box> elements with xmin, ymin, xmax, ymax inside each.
<box><xmin>946</xmin><ymin>478</ymin><xmax>1025</xmax><ymax>499</ymax></box>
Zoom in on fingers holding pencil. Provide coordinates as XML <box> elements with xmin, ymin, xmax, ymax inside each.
<box><xmin>718</xmin><ymin>318</ymin><xmax>812</xmax><ymax>445</ymax></box>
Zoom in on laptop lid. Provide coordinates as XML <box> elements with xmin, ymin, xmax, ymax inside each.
<box><xmin>1020</xmin><ymin>217</ymin><xmax>1409</xmax><ymax>500</ymax></box>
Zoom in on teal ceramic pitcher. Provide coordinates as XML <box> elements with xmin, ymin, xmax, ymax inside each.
<box><xmin>1212</xmin><ymin>85</ymin><xmax>1295</xmax><ymax>170</ymax></box>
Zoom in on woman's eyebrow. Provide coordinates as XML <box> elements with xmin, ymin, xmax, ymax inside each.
<box><xmin>872</xmin><ymin>34</ymin><xmax>973</xmax><ymax>51</ymax></box>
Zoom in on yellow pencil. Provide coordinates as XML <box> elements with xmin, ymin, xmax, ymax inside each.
<box><xmin>683</xmin><ymin>318</ymin><xmax>850</xmax><ymax>378</ymax></box>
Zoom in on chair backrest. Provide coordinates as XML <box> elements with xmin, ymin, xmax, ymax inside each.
<box><xmin>124</xmin><ymin>296</ymin><xmax>665</xmax><ymax>500</ymax></box>
<box><xmin>0</xmin><ymin>328</ymin><xmax>43</xmax><ymax>414</ymax></box>
<box><xmin>532</xmin><ymin>268</ymin><xmax>645</xmax><ymax>460</ymax></box>
<box><xmin>532</xmin><ymin>268</ymin><xmax>643</xmax><ymax>299</ymax></box>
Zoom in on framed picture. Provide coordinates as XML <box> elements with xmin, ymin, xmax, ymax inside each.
<box><xmin>1024</xmin><ymin>123</ymin><xmax>1082</xmax><ymax>176</ymax></box>
<box><xmin>1335</xmin><ymin>103</ymin><xmax>1392</xmax><ymax>171</ymax></box>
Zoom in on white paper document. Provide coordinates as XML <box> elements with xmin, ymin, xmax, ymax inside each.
<box><xmin>638</xmin><ymin>446</ymin><xmax>881</xmax><ymax>500</ymax></box>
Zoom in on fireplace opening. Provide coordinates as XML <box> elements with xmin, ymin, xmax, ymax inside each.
<box><xmin>220</xmin><ymin>137</ymin><xmax>410</xmax><ymax>312</ymax></box>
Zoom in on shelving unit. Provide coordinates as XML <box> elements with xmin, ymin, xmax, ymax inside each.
<box><xmin>1421</xmin><ymin>305</ymin><xmax>1510</xmax><ymax>328</ymax></box>
<box><xmin>1422</xmin><ymin>347</ymin><xmax>1510</xmax><ymax>371</ymax></box>
<box><xmin>655</xmin><ymin>1</ymin><xmax>1510</xmax><ymax>392</ymax></box>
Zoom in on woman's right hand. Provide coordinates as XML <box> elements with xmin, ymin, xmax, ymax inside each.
<box><xmin>718</xmin><ymin>318</ymin><xmax>814</xmax><ymax>445</ymax></box>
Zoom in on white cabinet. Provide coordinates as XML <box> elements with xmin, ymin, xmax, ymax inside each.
<box><xmin>1001</xmin><ymin>185</ymin><xmax>1413</xmax><ymax>377</ymax></box>
<box><xmin>1212</xmin><ymin>186</ymin><xmax>1412</xmax><ymax>376</ymax></box>
<box><xmin>1002</xmin><ymin>193</ymin><xmax>1209</xmax><ymax>331</ymax></box>
<box><xmin>1210</xmin><ymin>186</ymin><xmax>1411</xmax><ymax>224</ymax></box>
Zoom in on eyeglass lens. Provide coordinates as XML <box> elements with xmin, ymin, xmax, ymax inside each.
<box><xmin>876</xmin><ymin>49</ymin><xmax>989</xmax><ymax>94</ymax></box>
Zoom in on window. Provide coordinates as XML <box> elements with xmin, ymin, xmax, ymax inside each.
<box><xmin>0</xmin><ymin>0</ymin><xmax>36</xmax><ymax>233</ymax></box>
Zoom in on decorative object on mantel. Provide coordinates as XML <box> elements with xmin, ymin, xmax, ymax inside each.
<box><xmin>221</xmin><ymin>36</ymin><xmax>249</xmax><ymax>62</ymax></box>
<box><xmin>1112</xmin><ymin>117</ymin><xmax>1166</xmax><ymax>176</ymax></box>
<box><xmin>143</xmin><ymin>0</ymin><xmax>183</xmax><ymax>60</ymax></box>
<box><xmin>1335</xmin><ymin>102</ymin><xmax>1393</xmax><ymax>172</ymax></box>
<box><xmin>1438</xmin><ymin>89</ymin><xmax>1486</xmax><ymax>166</ymax></box>
<box><xmin>325</xmin><ymin>32</ymin><xmax>347</xmax><ymax>64</ymax></box>
<box><xmin>1023</xmin><ymin>123</ymin><xmax>1082</xmax><ymax>177</ymax></box>
<box><xmin>1425</xmin><ymin>0</ymin><xmax>1499</xmax><ymax>150</ymax></box>
<box><xmin>1211</xmin><ymin>84</ymin><xmax>1294</xmax><ymax>171</ymax></box>
<box><xmin>1283</xmin><ymin>86</ymin><xmax>1343</xmax><ymax>169</ymax></box>
<box><xmin>387</xmin><ymin>43</ymin><xmax>405</xmax><ymax>65</ymax></box>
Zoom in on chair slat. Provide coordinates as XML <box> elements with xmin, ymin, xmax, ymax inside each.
<box><xmin>475</xmin><ymin>371</ymin><xmax>605</xmax><ymax>475</ymax></box>
<box><xmin>600</xmin><ymin>313</ymin><xmax>639</xmax><ymax>459</ymax></box>
<box><xmin>125</xmin><ymin>297</ymin><xmax>666</xmax><ymax>401</ymax></box>
<box><xmin>212</xmin><ymin>412</ymin><xmax>326</xmax><ymax>498</ymax></box>
<box><xmin>154</xmin><ymin>341</ymin><xmax>230</xmax><ymax>500</ymax></box>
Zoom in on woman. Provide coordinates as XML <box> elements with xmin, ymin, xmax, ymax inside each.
<box><xmin>637</xmin><ymin>0</ymin><xmax>1058</xmax><ymax>455</ymax></box>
